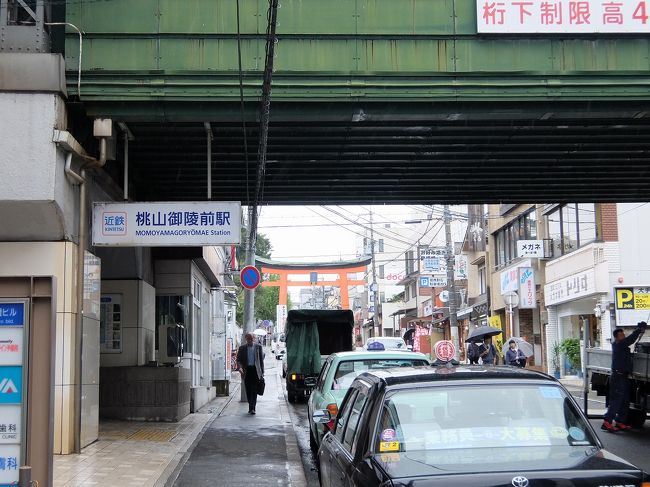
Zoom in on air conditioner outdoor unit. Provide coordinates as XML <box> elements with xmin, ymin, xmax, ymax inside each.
<box><xmin>158</xmin><ymin>323</ymin><xmax>185</xmax><ymax>365</ymax></box>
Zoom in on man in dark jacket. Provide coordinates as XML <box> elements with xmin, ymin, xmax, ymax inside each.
<box><xmin>237</xmin><ymin>333</ymin><xmax>265</xmax><ymax>415</ymax></box>
<box><xmin>602</xmin><ymin>322</ymin><xmax>646</xmax><ymax>432</ymax></box>
<box><xmin>478</xmin><ymin>336</ymin><xmax>498</xmax><ymax>365</ymax></box>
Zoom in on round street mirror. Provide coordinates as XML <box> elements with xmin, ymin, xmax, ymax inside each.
<box><xmin>503</xmin><ymin>290</ymin><xmax>519</xmax><ymax>307</ymax></box>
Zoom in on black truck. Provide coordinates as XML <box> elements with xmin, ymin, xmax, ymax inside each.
<box><xmin>283</xmin><ymin>309</ymin><xmax>354</xmax><ymax>402</ymax></box>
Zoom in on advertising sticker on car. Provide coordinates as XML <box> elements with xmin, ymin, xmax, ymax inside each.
<box><xmin>381</xmin><ymin>428</ymin><xmax>397</xmax><ymax>441</ymax></box>
<box><xmin>379</xmin><ymin>441</ymin><xmax>400</xmax><ymax>452</ymax></box>
<box><xmin>539</xmin><ymin>386</ymin><xmax>562</xmax><ymax>399</ymax></box>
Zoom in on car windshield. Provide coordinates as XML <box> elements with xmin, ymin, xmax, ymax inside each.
<box><xmin>375</xmin><ymin>383</ymin><xmax>597</xmax><ymax>452</ymax></box>
<box><xmin>332</xmin><ymin>359</ymin><xmax>428</xmax><ymax>390</ymax></box>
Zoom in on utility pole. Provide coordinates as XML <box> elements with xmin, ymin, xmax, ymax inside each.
<box><xmin>444</xmin><ymin>205</ymin><xmax>459</xmax><ymax>354</ymax></box>
<box><xmin>369</xmin><ymin>210</ymin><xmax>381</xmax><ymax>337</ymax></box>
<box><xmin>241</xmin><ymin>0</ymin><xmax>279</xmax><ymax>403</ymax></box>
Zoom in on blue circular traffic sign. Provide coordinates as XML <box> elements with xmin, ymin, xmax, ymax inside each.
<box><xmin>240</xmin><ymin>265</ymin><xmax>261</xmax><ymax>290</ymax></box>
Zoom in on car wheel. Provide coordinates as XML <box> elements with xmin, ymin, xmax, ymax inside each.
<box><xmin>309</xmin><ymin>430</ymin><xmax>318</xmax><ymax>456</ymax></box>
<box><xmin>316</xmin><ymin>455</ymin><xmax>323</xmax><ymax>486</ymax></box>
<box><xmin>627</xmin><ymin>407</ymin><xmax>646</xmax><ymax>428</ymax></box>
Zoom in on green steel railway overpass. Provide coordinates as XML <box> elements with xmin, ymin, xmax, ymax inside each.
<box><xmin>58</xmin><ymin>0</ymin><xmax>650</xmax><ymax>204</ymax></box>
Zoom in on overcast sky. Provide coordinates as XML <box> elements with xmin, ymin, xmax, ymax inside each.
<box><xmin>256</xmin><ymin>205</ymin><xmax>468</xmax><ymax>304</ymax></box>
<box><xmin>258</xmin><ymin>205</ymin><xmax>467</xmax><ymax>262</ymax></box>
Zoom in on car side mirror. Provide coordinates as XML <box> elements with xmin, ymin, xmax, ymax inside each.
<box><xmin>312</xmin><ymin>409</ymin><xmax>331</xmax><ymax>424</ymax></box>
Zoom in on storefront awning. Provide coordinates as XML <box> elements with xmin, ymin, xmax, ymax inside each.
<box><xmin>457</xmin><ymin>307</ymin><xmax>473</xmax><ymax>318</ymax></box>
<box><xmin>431</xmin><ymin>310</ymin><xmax>450</xmax><ymax>326</ymax></box>
<box><xmin>390</xmin><ymin>307</ymin><xmax>416</xmax><ymax>317</ymax></box>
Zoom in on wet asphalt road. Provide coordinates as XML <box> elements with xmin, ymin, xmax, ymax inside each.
<box><xmin>564</xmin><ymin>384</ymin><xmax>650</xmax><ymax>473</ymax></box>
<box><xmin>281</xmin><ymin>377</ymin><xmax>320</xmax><ymax>486</ymax></box>
<box><xmin>284</xmin><ymin>380</ymin><xmax>650</xmax><ymax>487</ymax></box>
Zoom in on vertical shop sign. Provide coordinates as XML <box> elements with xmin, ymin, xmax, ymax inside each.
<box><xmin>519</xmin><ymin>267</ymin><xmax>537</xmax><ymax>309</ymax></box>
<box><xmin>100</xmin><ymin>295</ymin><xmax>122</xmax><ymax>353</ymax></box>
<box><xmin>0</xmin><ymin>300</ymin><xmax>27</xmax><ymax>486</ymax></box>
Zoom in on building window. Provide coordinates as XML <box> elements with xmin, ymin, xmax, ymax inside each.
<box><xmin>493</xmin><ymin>209</ymin><xmax>538</xmax><ymax>268</ymax></box>
<box><xmin>405</xmin><ymin>285</ymin><xmax>410</xmax><ymax>301</ymax></box>
<box><xmin>379</xmin><ymin>265</ymin><xmax>385</xmax><ymax>279</ymax></box>
<box><xmin>546</xmin><ymin>203</ymin><xmax>597</xmax><ymax>257</ymax></box>
<box><xmin>478</xmin><ymin>265</ymin><xmax>486</xmax><ymax>295</ymax></box>
<box><xmin>378</xmin><ymin>239</ymin><xmax>385</xmax><ymax>253</ymax></box>
<box><xmin>405</xmin><ymin>250</ymin><xmax>415</xmax><ymax>274</ymax></box>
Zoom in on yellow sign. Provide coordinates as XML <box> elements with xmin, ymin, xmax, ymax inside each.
<box><xmin>488</xmin><ymin>315</ymin><xmax>502</xmax><ymax>328</ymax></box>
<box><xmin>616</xmin><ymin>287</ymin><xmax>650</xmax><ymax>310</ymax></box>
<box><xmin>379</xmin><ymin>441</ymin><xmax>400</xmax><ymax>452</ymax></box>
<box><xmin>616</xmin><ymin>288</ymin><xmax>634</xmax><ymax>309</ymax></box>
<box><xmin>488</xmin><ymin>315</ymin><xmax>504</xmax><ymax>360</ymax></box>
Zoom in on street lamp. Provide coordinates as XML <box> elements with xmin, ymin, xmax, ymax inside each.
<box><xmin>593</xmin><ymin>303</ymin><xmax>604</xmax><ymax>318</ymax></box>
<box><xmin>503</xmin><ymin>291</ymin><xmax>519</xmax><ymax>338</ymax></box>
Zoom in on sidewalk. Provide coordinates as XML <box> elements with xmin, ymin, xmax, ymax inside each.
<box><xmin>53</xmin><ymin>350</ymin><xmax>302</xmax><ymax>487</ymax></box>
<box><xmin>167</xmin><ymin>353</ymin><xmax>306</xmax><ymax>487</ymax></box>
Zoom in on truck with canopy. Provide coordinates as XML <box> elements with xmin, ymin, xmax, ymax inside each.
<box><xmin>284</xmin><ymin>309</ymin><xmax>354</xmax><ymax>402</ymax></box>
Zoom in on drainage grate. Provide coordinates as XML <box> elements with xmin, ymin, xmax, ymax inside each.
<box><xmin>126</xmin><ymin>429</ymin><xmax>177</xmax><ymax>442</ymax></box>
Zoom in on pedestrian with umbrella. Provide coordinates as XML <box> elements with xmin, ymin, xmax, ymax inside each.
<box><xmin>505</xmin><ymin>339</ymin><xmax>527</xmax><ymax>367</ymax></box>
<box><xmin>465</xmin><ymin>326</ymin><xmax>503</xmax><ymax>365</ymax></box>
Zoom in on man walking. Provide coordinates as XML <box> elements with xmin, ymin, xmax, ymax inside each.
<box><xmin>602</xmin><ymin>321</ymin><xmax>647</xmax><ymax>432</ymax></box>
<box><xmin>478</xmin><ymin>336</ymin><xmax>498</xmax><ymax>365</ymax></box>
<box><xmin>237</xmin><ymin>333</ymin><xmax>265</xmax><ymax>415</ymax></box>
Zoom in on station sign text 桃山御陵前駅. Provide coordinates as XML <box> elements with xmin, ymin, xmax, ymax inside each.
<box><xmin>92</xmin><ymin>202</ymin><xmax>241</xmax><ymax>247</ymax></box>
<box><xmin>477</xmin><ymin>0</ymin><xmax>650</xmax><ymax>33</ymax></box>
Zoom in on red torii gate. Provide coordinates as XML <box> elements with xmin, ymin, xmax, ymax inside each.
<box><xmin>256</xmin><ymin>256</ymin><xmax>372</xmax><ymax>308</ymax></box>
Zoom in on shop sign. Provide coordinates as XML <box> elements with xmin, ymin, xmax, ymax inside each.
<box><xmin>477</xmin><ymin>0</ymin><xmax>650</xmax><ymax>34</ymax></box>
<box><xmin>0</xmin><ymin>300</ymin><xmax>26</xmax><ymax>487</ymax></box>
<box><xmin>93</xmin><ymin>201</ymin><xmax>242</xmax><ymax>246</ymax></box>
<box><xmin>419</xmin><ymin>247</ymin><xmax>446</xmax><ymax>275</ymax></box>
<box><xmin>615</xmin><ymin>287</ymin><xmax>650</xmax><ymax>326</ymax></box>
<box><xmin>100</xmin><ymin>295</ymin><xmax>122</xmax><ymax>354</ymax></box>
<box><xmin>0</xmin><ymin>328</ymin><xmax>23</xmax><ymax>366</ymax></box>
<box><xmin>487</xmin><ymin>315</ymin><xmax>502</xmax><ymax>328</ymax></box>
<box><xmin>0</xmin><ymin>367</ymin><xmax>22</xmax><ymax>405</ymax></box>
<box><xmin>544</xmin><ymin>269</ymin><xmax>595</xmax><ymax>306</ymax></box>
<box><xmin>0</xmin><ymin>304</ymin><xmax>23</xmax><ymax>327</ymax></box>
<box><xmin>0</xmin><ymin>405</ymin><xmax>21</xmax><ymax>443</ymax></box>
<box><xmin>84</xmin><ymin>252</ymin><xmax>101</xmax><ymax>320</ymax></box>
<box><xmin>517</xmin><ymin>240</ymin><xmax>544</xmax><ymax>258</ymax></box>
<box><xmin>501</xmin><ymin>267</ymin><xmax>519</xmax><ymax>294</ymax></box>
<box><xmin>0</xmin><ymin>444</ymin><xmax>20</xmax><ymax>485</ymax></box>
<box><xmin>454</xmin><ymin>255</ymin><xmax>468</xmax><ymax>280</ymax></box>
<box><xmin>430</xmin><ymin>276</ymin><xmax>448</xmax><ymax>287</ymax></box>
<box><xmin>276</xmin><ymin>305</ymin><xmax>287</xmax><ymax>333</ymax></box>
<box><xmin>518</xmin><ymin>267</ymin><xmax>536</xmax><ymax>309</ymax></box>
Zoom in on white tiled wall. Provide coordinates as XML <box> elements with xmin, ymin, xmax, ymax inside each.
<box><xmin>0</xmin><ymin>241</ymin><xmax>78</xmax><ymax>454</ymax></box>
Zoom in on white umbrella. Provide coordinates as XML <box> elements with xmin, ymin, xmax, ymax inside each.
<box><xmin>252</xmin><ymin>328</ymin><xmax>267</xmax><ymax>336</ymax></box>
<box><xmin>502</xmin><ymin>336</ymin><xmax>534</xmax><ymax>357</ymax></box>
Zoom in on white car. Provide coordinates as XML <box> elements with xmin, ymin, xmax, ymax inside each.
<box><xmin>271</xmin><ymin>332</ymin><xmax>286</xmax><ymax>355</ymax></box>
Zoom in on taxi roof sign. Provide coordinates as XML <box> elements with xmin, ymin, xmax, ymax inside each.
<box><xmin>434</xmin><ymin>340</ymin><xmax>456</xmax><ymax>363</ymax></box>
